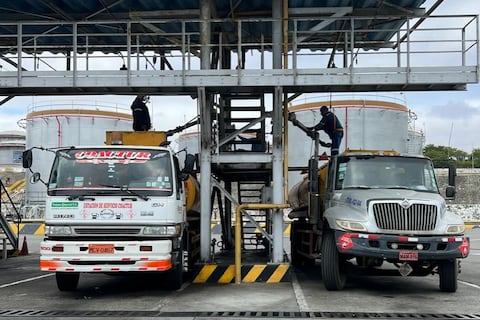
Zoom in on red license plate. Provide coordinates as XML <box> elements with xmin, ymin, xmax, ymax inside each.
<box><xmin>88</xmin><ymin>244</ymin><xmax>114</xmax><ymax>254</ymax></box>
<box><xmin>399</xmin><ymin>250</ymin><xmax>418</xmax><ymax>261</ymax></box>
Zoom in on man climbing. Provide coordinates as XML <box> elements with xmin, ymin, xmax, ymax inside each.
<box><xmin>288</xmin><ymin>105</ymin><xmax>343</xmax><ymax>156</ymax></box>
<box><xmin>308</xmin><ymin>105</ymin><xmax>343</xmax><ymax>155</ymax></box>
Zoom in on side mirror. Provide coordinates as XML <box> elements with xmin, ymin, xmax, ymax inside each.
<box><xmin>29</xmin><ymin>172</ymin><xmax>41</xmax><ymax>184</ymax></box>
<box><xmin>22</xmin><ymin>150</ymin><xmax>33</xmax><ymax>169</ymax></box>
<box><xmin>445</xmin><ymin>185</ymin><xmax>456</xmax><ymax>199</ymax></box>
<box><xmin>448</xmin><ymin>163</ymin><xmax>456</xmax><ymax>186</ymax></box>
<box><xmin>183</xmin><ymin>153</ymin><xmax>196</xmax><ymax>175</ymax></box>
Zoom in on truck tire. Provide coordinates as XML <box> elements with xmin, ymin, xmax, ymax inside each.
<box><xmin>165</xmin><ymin>264</ymin><xmax>183</xmax><ymax>290</ymax></box>
<box><xmin>290</xmin><ymin>222</ymin><xmax>302</xmax><ymax>267</ymax></box>
<box><xmin>56</xmin><ymin>272</ymin><xmax>79</xmax><ymax>291</ymax></box>
<box><xmin>165</xmin><ymin>240</ymin><xmax>185</xmax><ymax>290</ymax></box>
<box><xmin>438</xmin><ymin>259</ymin><xmax>458</xmax><ymax>292</ymax></box>
<box><xmin>321</xmin><ymin>231</ymin><xmax>346</xmax><ymax>290</ymax></box>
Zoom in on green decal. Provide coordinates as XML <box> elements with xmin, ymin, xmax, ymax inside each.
<box><xmin>51</xmin><ymin>202</ymin><xmax>79</xmax><ymax>208</ymax></box>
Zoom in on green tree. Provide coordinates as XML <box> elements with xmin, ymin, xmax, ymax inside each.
<box><xmin>423</xmin><ymin>144</ymin><xmax>468</xmax><ymax>168</ymax></box>
<box><xmin>471</xmin><ymin>148</ymin><xmax>480</xmax><ymax>168</ymax></box>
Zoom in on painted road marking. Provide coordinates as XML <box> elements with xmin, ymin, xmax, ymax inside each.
<box><xmin>0</xmin><ymin>273</ymin><xmax>54</xmax><ymax>289</ymax></box>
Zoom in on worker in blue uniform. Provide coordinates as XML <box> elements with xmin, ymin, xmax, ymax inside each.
<box><xmin>309</xmin><ymin>105</ymin><xmax>343</xmax><ymax>155</ymax></box>
<box><xmin>131</xmin><ymin>95</ymin><xmax>152</xmax><ymax>131</ymax></box>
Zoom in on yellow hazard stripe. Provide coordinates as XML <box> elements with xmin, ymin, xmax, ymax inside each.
<box><xmin>191</xmin><ymin>264</ymin><xmax>291</xmax><ymax>283</ymax></box>
<box><xmin>243</xmin><ymin>265</ymin><xmax>266</xmax><ymax>283</ymax></box>
<box><xmin>34</xmin><ymin>224</ymin><xmax>45</xmax><ymax>235</ymax></box>
<box><xmin>218</xmin><ymin>265</ymin><xmax>235</xmax><ymax>284</ymax></box>
<box><xmin>193</xmin><ymin>264</ymin><xmax>217</xmax><ymax>283</ymax></box>
<box><xmin>267</xmin><ymin>264</ymin><xmax>289</xmax><ymax>283</ymax></box>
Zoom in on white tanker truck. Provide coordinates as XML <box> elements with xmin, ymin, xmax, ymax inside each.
<box><xmin>23</xmin><ymin>131</ymin><xmax>200</xmax><ymax>291</ymax></box>
<box><xmin>287</xmin><ymin>114</ymin><xmax>470</xmax><ymax>292</ymax></box>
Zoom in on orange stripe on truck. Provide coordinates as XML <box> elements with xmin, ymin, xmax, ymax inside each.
<box><xmin>40</xmin><ymin>260</ymin><xmax>61</xmax><ymax>271</ymax></box>
<box><xmin>139</xmin><ymin>259</ymin><xmax>172</xmax><ymax>270</ymax></box>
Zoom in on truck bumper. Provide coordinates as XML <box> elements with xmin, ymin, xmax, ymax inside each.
<box><xmin>334</xmin><ymin>231</ymin><xmax>470</xmax><ymax>261</ymax></box>
<box><xmin>40</xmin><ymin>239</ymin><xmax>173</xmax><ymax>272</ymax></box>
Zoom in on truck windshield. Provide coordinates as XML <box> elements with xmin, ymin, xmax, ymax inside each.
<box><xmin>47</xmin><ymin>148</ymin><xmax>174</xmax><ymax>197</ymax></box>
<box><xmin>335</xmin><ymin>155</ymin><xmax>439</xmax><ymax>192</ymax></box>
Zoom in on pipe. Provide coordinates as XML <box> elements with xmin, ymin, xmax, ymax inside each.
<box><xmin>234</xmin><ymin>203</ymin><xmax>289</xmax><ymax>284</ymax></box>
<box><xmin>282</xmin><ymin>0</ymin><xmax>289</xmax><ymax>203</ymax></box>
<box><xmin>55</xmin><ymin>115</ymin><xmax>61</xmax><ymax>147</ymax></box>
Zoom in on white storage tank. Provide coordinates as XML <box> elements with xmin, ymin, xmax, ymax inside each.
<box><xmin>407</xmin><ymin>129</ymin><xmax>426</xmax><ymax>155</ymax></box>
<box><xmin>288</xmin><ymin>98</ymin><xmax>417</xmax><ymax>188</ymax></box>
<box><xmin>175</xmin><ymin>131</ymin><xmax>200</xmax><ymax>166</ymax></box>
<box><xmin>0</xmin><ymin>130</ymin><xmax>25</xmax><ymax>172</ymax></box>
<box><xmin>23</xmin><ymin>101</ymin><xmax>133</xmax><ymax>205</ymax></box>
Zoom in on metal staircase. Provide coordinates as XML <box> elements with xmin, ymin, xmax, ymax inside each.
<box><xmin>210</xmin><ymin>91</ymin><xmax>274</xmax><ymax>256</ymax></box>
<box><xmin>0</xmin><ymin>180</ymin><xmax>20</xmax><ymax>257</ymax></box>
<box><xmin>238</xmin><ymin>182</ymin><xmax>270</xmax><ymax>252</ymax></box>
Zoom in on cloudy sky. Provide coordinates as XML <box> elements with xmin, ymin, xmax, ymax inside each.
<box><xmin>0</xmin><ymin>0</ymin><xmax>478</xmax><ymax>153</ymax></box>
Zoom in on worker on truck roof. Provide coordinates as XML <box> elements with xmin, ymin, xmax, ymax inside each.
<box><xmin>309</xmin><ymin>105</ymin><xmax>343</xmax><ymax>156</ymax></box>
<box><xmin>289</xmin><ymin>105</ymin><xmax>344</xmax><ymax>156</ymax></box>
<box><xmin>131</xmin><ymin>95</ymin><xmax>152</xmax><ymax>131</ymax></box>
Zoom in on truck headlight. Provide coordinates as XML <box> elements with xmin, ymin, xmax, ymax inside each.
<box><xmin>336</xmin><ymin>220</ymin><xmax>367</xmax><ymax>232</ymax></box>
<box><xmin>143</xmin><ymin>225</ymin><xmax>181</xmax><ymax>235</ymax></box>
<box><xmin>45</xmin><ymin>225</ymin><xmax>72</xmax><ymax>236</ymax></box>
<box><xmin>446</xmin><ymin>224</ymin><xmax>465</xmax><ymax>234</ymax></box>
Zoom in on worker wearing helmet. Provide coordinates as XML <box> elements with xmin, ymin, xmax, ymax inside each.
<box><xmin>309</xmin><ymin>106</ymin><xmax>343</xmax><ymax>155</ymax></box>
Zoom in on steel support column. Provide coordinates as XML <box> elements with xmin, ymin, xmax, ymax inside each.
<box><xmin>200</xmin><ymin>0</ymin><xmax>211</xmax><ymax>70</ymax></box>
<box><xmin>271</xmin><ymin>0</ymin><xmax>285</xmax><ymax>263</ymax></box>
<box><xmin>272</xmin><ymin>0</ymin><xmax>283</xmax><ymax>70</ymax></box>
<box><xmin>199</xmin><ymin>0</ymin><xmax>212</xmax><ymax>262</ymax></box>
<box><xmin>199</xmin><ymin>87</ymin><xmax>212</xmax><ymax>262</ymax></box>
<box><xmin>272</xmin><ymin>86</ymin><xmax>285</xmax><ymax>263</ymax></box>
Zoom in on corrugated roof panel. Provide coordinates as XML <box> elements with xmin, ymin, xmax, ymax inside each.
<box><xmin>0</xmin><ymin>0</ymin><xmax>428</xmax><ymax>54</ymax></box>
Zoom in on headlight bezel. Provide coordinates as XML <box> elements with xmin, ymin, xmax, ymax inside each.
<box><xmin>45</xmin><ymin>225</ymin><xmax>73</xmax><ymax>236</ymax></box>
<box><xmin>445</xmin><ymin>224</ymin><xmax>465</xmax><ymax>234</ymax></box>
<box><xmin>143</xmin><ymin>224</ymin><xmax>181</xmax><ymax>236</ymax></box>
<box><xmin>335</xmin><ymin>219</ymin><xmax>367</xmax><ymax>232</ymax></box>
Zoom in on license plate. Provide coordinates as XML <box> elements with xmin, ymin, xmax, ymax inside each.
<box><xmin>399</xmin><ymin>250</ymin><xmax>418</xmax><ymax>261</ymax></box>
<box><xmin>88</xmin><ymin>244</ymin><xmax>114</xmax><ymax>254</ymax></box>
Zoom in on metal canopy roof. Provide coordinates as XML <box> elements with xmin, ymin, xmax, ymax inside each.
<box><xmin>0</xmin><ymin>0</ymin><xmax>427</xmax><ymax>55</ymax></box>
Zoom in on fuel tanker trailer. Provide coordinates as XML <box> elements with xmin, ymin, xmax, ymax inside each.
<box><xmin>23</xmin><ymin>130</ymin><xmax>200</xmax><ymax>291</ymax></box>
<box><xmin>287</xmin><ymin>114</ymin><xmax>470</xmax><ymax>292</ymax></box>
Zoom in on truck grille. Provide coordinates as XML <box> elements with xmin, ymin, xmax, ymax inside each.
<box><xmin>74</xmin><ymin>227</ymin><xmax>141</xmax><ymax>235</ymax></box>
<box><xmin>372</xmin><ymin>202</ymin><xmax>438</xmax><ymax>231</ymax></box>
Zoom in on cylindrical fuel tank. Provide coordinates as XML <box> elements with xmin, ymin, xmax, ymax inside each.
<box><xmin>24</xmin><ymin>102</ymin><xmax>132</xmax><ymax>204</ymax></box>
<box><xmin>288</xmin><ymin>165</ymin><xmax>328</xmax><ymax>212</ymax></box>
<box><xmin>184</xmin><ymin>174</ymin><xmax>200</xmax><ymax>213</ymax></box>
<box><xmin>288</xmin><ymin>98</ymin><xmax>415</xmax><ymax>189</ymax></box>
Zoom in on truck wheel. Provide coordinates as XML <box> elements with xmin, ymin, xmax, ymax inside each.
<box><xmin>438</xmin><ymin>259</ymin><xmax>458</xmax><ymax>292</ymax></box>
<box><xmin>165</xmin><ymin>264</ymin><xmax>183</xmax><ymax>290</ymax></box>
<box><xmin>165</xmin><ymin>242</ymin><xmax>185</xmax><ymax>290</ymax></box>
<box><xmin>321</xmin><ymin>232</ymin><xmax>346</xmax><ymax>290</ymax></box>
<box><xmin>56</xmin><ymin>272</ymin><xmax>79</xmax><ymax>291</ymax></box>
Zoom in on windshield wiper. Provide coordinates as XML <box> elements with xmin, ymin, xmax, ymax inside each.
<box><xmin>344</xmin><ymin>185</ymin><xmax>371</xmax><ymax>189</ymax></box>
<box><xmin>98</xmin><ymin>184</ymin><xmax>150</xmax><ymax>201</ymax></box>
<box><xmin>385</xmin><ymin>186</ymin><xmax>414</xmax><ymax>190</ymax></box>
<box><xmin>67</xmin><ymin>194</ymin><xmax>95</xmax><ymax>201</ymax></box>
